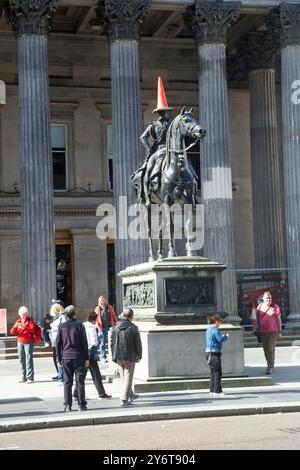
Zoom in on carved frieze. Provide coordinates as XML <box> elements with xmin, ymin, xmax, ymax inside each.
<box><xmin>184</xmin><ymin>0</ymin><xmax>240</xmax><ymax>46</ymax></box>
<box><xmin>123</xmin><ymin>282</ymin><xmax>154</xmax><ymax>307</ymax></box>
<box><xmin>4</xmin><ymin>0</ymin><xmax>57</xmax><ymax>37</ymax></box>
<box><xmin>96</xmin><ymin>0</ymin><xmax>150</xmax><ymax>42</ymax></box>
<box><xmin>165</xmin><ymin>278</ymin><xmax>214</xmax><ymax>306</ymax></box>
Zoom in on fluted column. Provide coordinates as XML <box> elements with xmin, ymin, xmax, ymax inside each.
<box><xmin>279</xmin><ymin>4</ymin><xmax>300</xmax><ymax>327</ymax></box>
<box><xmin>5</xmin><ymin>1</ymin><xmax>57</xmax><ymax>322</ymax></box>
<box><xmin>240</xmin><ymin>31</ymin><xmax>284</xmax><ymax>269</ymax></box>
<box><xmin>185</xmin><ymin>1</ymin><xmax>240</xmax><ymax>323</ymax></box>
<box><xmin>97</xmin><ymin>0</ymin><xmax>149</xmax><ymax>309</ymax></box>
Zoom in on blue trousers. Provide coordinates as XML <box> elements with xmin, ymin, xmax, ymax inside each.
<box><xmin>18</xmin><ymin>342</ymin><xmax>34</xmax><ymax>381</ymax></box>
<box><xmin>98</xmin><ymin>327</ymin><xmax>109</xmax><ymax>359</ymax></box>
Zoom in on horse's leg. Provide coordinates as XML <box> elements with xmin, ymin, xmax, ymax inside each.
<box><xmin>157</xmin><ymin>210</ymin><xmax>163</xmax><ymax>260</ymax></box>
<box><xmin>166</xmin><ymin>202</ymin><xmax>176</xmax><ymax>258</ymax></box>
<box><xmin>147</xmin><ymin>206</ymin><xmax>154</xmax><ymax>262</ymax></box>
<box><xmin>185</xmin><ymin>204</ymin><xmax>195</xmax><ymax>257</ymax></box>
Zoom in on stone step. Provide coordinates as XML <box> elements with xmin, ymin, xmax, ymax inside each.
<box><xmin>134</xmin><ymin>376</ymin><xmax>272</xmax><ymax>393</ymax></box>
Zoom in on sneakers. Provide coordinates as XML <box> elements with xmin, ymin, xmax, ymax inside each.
<box><xmin>213</xmin><ymin>392</ymin><xmax>226</xmax><ymax>396</ymax></box>
<box><xmin>44</xmin><ymin>342</ymin><xmax>50</xmax><ymax>348</ymax></box>
<box><xmin>99</xmin><ymin>393</ymin><xmax>112</xmax><ymax>399</ymax></box>
<box><xmin>79</xmin><ymin>405</ymin><xmax>88</xmax><ymax>411</ymax></box>
<box><xmin>52</xmin><ymin>376</ymin><xmax>58</xmax><ymax>381</ymax></box>
<box><xmin>19</xmin><ymin>378</ymin><xmax>26</xmax><ymax>383</ymax></box>
<box><xmin>128</xmin><ymin>393</ymin><xmax>139</xmax><ymax>403</ymax></box>
<box><xmin>120</xmin><ymin>400</ymin><xmax>134</xmax><ymax>407</ymax></box>
<box><xmin>26</xmin><ymin>379</ymin><xmax>34</xmax><ymax>384</ymax></box>
<box><xmin>64</xmin><ymin>405</ymin><xmax>72</xmax><ymax>413</ymax></box>
<box><xmin>265</xmin><ymin>368</ymin><xmax>273</xmax><ymax>375</ymax></box>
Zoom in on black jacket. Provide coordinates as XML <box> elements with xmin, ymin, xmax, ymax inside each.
<box><xmin>56</xmin><ymin>319</ymin><xmax>88</xmax><ymax>362</ymax></box>
<box><xmin>110</xmin><ymin>319</ymin><xmax>142</xmax><ymax>363</ymax></box>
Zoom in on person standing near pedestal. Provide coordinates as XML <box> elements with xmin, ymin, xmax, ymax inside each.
<box><xmin>205</xmin><ymin>314</ymin><xmax>229</xmax><ymax>396</ymax></box>
<box><xmin>256</xmin><ymin>291</ymin><xmax>282</xmax><ymax>375</ymax></box>
<box><xmin>10</xmin><ymin>306</ymin><xmax>41</xmax><ymax>384</ymax></box>
<box><xmin>95</xmin><ymin>296</ymin><xmax>117</xmax><ymax>362</ymax></box>
<box><xmin>110</xmin><ymin>308</ymin><xmax>142</xmax><ymax>407</ymax></box>
<box><xmin>56</xmin><ymin>305</ymin><xmax>89</xmax><ymax>412</ymax></box>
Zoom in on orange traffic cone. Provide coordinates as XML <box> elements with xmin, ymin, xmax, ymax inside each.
<box><xmin>153</xmin><ymin>76</ymin><xmax>173</xmax><ymax>113</ymax></box>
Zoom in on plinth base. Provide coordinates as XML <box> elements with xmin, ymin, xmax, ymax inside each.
<box><xmin>133</xmin><ymin>323</ymin><xmax>245</xmax><ymax>384</ymax></box>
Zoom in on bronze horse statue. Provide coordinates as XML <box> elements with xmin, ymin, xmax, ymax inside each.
<box><xmin>132</xmin><ymin>107</ymin><xmax>206</xmax><ymax>260</ymax></box>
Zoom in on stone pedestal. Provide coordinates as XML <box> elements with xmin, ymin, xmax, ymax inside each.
<box><xmin>118</xmin><ymin>256</ymin><xmax>245</xmax><ymax>387</ymax></box>
<box><xmin>119</xmin><ymin>257</ymin><xmax>227</xmax><ymax>324</ymax></box>
<box><xmin>134</xmin><ymin>323</ymin><xmax>244</xmax><ymax>384</ymax></box>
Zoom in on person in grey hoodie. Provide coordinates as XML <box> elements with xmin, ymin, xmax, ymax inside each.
<box><xmin>110</xmin><ymin>308</ymin><xmax>142</xmax><ymax>406</ymax></box>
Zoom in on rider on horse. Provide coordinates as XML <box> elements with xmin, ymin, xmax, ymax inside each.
<box><xmin>139</xmin><ymin>77</ymin><xmax>172</xmax><ymax>207</ymax></box>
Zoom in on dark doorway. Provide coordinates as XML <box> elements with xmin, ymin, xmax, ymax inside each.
<box><xmin>55</xmin><ymin>244</ymin><xmax>72</xmax><ymax>307</ymax></box>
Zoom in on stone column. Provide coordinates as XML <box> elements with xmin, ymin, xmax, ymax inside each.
<box><xmin>5</xmin><ymin>1</ymin><xmax>57</xmax><ymax>322</ymax></box>
<box><xmin>185</xmin><ymin>1</ymin><xmax>240</xmax><ymax>323</ymax></box>
<box><xmin>97</xmin><ymin>0</ymin><xmax>149</xmax><ymax>309</ymax></box>
<box><xmin>241</xmin><ymin>31</ymin><xmax>284</xmax><ymax>269</ymax></box>
<box><xmin>278</xmin><ymin>4</ymin><xmax>300</xmax><ymax>327</ymax></box>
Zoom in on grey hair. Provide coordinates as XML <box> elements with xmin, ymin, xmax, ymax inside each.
<box><xmin>64</xmin><ymin>305</ymin><xmax>76</xmax><ymax>319</ymax></box>
<box><xmin>123</xmin><ymin>308</ymin><xmax>134</xmax><ymax>320</ymax></box>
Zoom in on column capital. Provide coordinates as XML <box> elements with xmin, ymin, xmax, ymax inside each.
<box><xmin>184</xmin><ymin>0</ymin><xmax>240</xmax><ymax>46</ymax></box>
<box><xmin>226</xmin><ymin>54</ymin><xmax>248</xmax><ymax>89</ymax></box>
<box><xmin>237</xmin><ymin>31</ymin><xmax>279</xmax><ymax>72</ymax></box>
<box><xmin>4</xmin><ymin>0</ymin><xmax>57</xmax><ymax>38</ymax></box>
<box><xmin>96</xmin><ymin>0</ymin><xmax>150</xmax><ymax>42</ymax></box>
<box><xmin>280</xmin><ymin>3</ymin><xmax>300</xmax><ymax>48</ymax></box>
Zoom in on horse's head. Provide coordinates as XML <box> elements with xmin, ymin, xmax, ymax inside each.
<box><xmin>178</xmin><ymin>107</ymin><xmax>206</xmax><ymax>141</ymax></box>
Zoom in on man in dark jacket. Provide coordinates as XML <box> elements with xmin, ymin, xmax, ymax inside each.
<box><xmin>110</xmin><ymin>308</ymin><xmax>142</xmax><ymax>406</ymax></box>
<box><xmin>56</xmin><ymin>305</ymin><xmax>89</xmax><ymax>412</ymax></box>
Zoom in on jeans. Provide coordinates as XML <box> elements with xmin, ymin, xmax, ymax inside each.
<box><xmin>206</xmin><ymin>352</ymin><xmax>222</xmax><ymax>394</ymax></box>
<box><xmin>73</xmin><ymin>359</ymin><xmax>105</xmax><ymax>398</ymax></box>
<box><xmin>98</xmin><ymin>327</ymin><xmax>109</xmax><ymax>359</ymax></box>
<box><xmin>62</xmin><ymin>358</ymin><xmax>86</xmax><ymax>407</ymax></box>
<box><xmin>18</xmin><ymin>342</ymin><xmax>34</xmax><ymax>381</ymax></box>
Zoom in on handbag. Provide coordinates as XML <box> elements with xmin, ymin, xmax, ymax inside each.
<box><xmin>207</xmin><ymin>353</ymin><xmax>220</xmax><ymax>369</ymax></box>
<box><xmin>252</xmin><ymin>330</ymin><xmax>262</xmax><ymax>344</ymax></box>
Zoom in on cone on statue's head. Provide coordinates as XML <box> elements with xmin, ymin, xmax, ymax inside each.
<box><xmin>153</xmin><ymin>76</ymin><xmax>173</xmax><ymax>113</ymax></box>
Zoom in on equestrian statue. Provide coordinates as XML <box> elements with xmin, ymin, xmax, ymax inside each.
<box><xmin>132</xmin><ymin>77</ymin><xmax>206</xmax><ymax>261</ymax></box>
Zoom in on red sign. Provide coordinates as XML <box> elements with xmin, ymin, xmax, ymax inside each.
<box><xmin>0</xmin><ymin>309</ymin><xmax>7</xmax><ymax>334</ymax></box>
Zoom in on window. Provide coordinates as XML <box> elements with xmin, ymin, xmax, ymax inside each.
<box><xmin>51</xmin><ymin>124</ymin><xmax>67</xmax><ymax>190</ymax></box>
<box><xmin>107</xmin><ymin>125</ymin><xmax>113</xmax><ymax>190</ymax></box>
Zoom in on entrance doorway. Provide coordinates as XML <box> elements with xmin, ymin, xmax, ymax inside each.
<box><xmin>55</xmin><ymin>231</ymin><xmax>73</xmax><ymax>307</ymax></box>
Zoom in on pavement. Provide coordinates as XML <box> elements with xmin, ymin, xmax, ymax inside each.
<box><xmin>1</xmin><ymin>346</ymin><xmax>300</xmax><ymax>433</ymax></box>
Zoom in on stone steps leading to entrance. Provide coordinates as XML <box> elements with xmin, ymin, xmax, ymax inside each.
<box><xmin>243</xmin><ymin>328</ymin><xmax>300</xmax><ymax>348</ymax></box>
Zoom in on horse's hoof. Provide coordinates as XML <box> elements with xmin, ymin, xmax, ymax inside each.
<box><xmin>157</xmin><ymin>254</ymin><xmax>163</xmax><ymax>261</ymax></box>
<box><xmin>167</xmin><ymin>251</ymin><xmax>176</xmax><ymax>258</ymax></box>
<box><xmin>148</xmin><ymin>256</ymin><xmax>154</xmax><ymax>263</ymax></box>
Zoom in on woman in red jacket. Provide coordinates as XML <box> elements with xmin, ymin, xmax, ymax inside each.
<box><xmin>10</xmin><ymin>306</ymin><xmax>41</xmax><ymax>383</ymax></box>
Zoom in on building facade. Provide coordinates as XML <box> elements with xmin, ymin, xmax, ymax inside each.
<box><xmin>0</xmin><ymin>0</ymin><xmax>299</xmax><ymax>327</ymax></box>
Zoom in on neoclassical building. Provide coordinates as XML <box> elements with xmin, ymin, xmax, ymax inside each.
<box><xmin>0</xmin><ymin>0</ymin><xmax>299</xmax><ymax>327</ymax></box>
